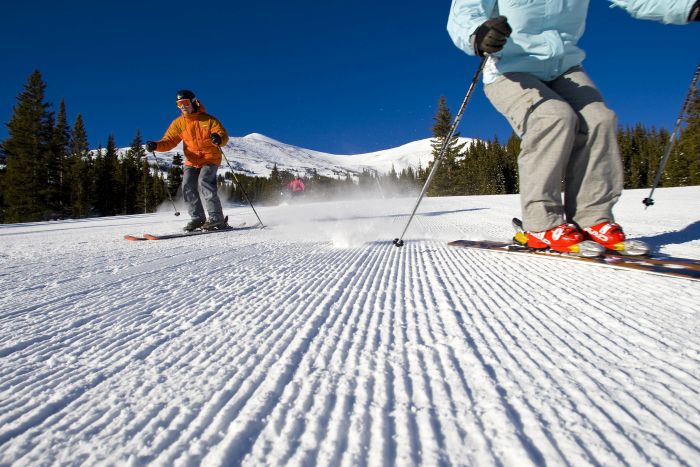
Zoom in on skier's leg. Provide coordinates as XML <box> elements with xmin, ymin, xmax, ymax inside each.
<box><xmin>199</xmin><ymin>164</ymin><xmax>224</xmax><ymax>223</ymax></box>
<box><xmin>484</xmin><ymin>72</ymin><xmax>578</xmax><ymax>232</ymax></box>
<box><xmin>549</xmin><ymin>66</ymin><xmax>623</xmax><ymax>228</ymax></box>
<box><xmin>183</xmin><ymin>166</ymin><xmax>205</xmax><ymax>221</ymax></box>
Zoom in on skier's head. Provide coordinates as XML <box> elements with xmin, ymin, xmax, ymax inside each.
<box><xmin>175</xmin><ymin>89</ymin><xmax>199</xmax><ymax>115</ymax></box>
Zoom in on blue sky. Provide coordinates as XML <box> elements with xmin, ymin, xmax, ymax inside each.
<box><xmin>0</xmin><ymin>1</ymin><xmax>698</xmax><ymax>154</ymax></box>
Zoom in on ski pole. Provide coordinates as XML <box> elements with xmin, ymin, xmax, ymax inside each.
<box><xmin>393</xmin><ymin>57</ymin><xmax>486</xmax><ymax>247</ymax></box>
<box><xmin>643</xmin><ymin>62</ymin><xmax>700</xmax><ymax>208</ymax></box>
<box><xmin>217</xmin><ymin>145</ymin><xmax>266</xmax><ymax>228</ymax></box>
<box><xmin>150</xmin><ymin>150</ymin><xmax>181</xmax><ymax>216</ymax></box>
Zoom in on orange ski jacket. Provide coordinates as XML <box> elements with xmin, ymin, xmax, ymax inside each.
<box><xmin>155</xmin><ymin>102</ymin><xmax>229</xmax><ymax>168</ymax></box>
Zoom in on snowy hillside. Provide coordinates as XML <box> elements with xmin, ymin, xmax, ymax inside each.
<box><xmin>129</xmin><ymin>133</ymin><xmax>475</xmax><ymax>178</ymax></box>
<box><xmin>1</xmin><ymin>187</ymin><xmax>700</xmax><ymax>465</ymax></box>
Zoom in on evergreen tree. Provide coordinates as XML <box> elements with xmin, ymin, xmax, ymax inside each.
<box><xmin>428</xmin><ymin>96</ymin><xmax>465</xmax><ymax>196</ymax></box>
<box><xmin>667</xmin><ymin>88</ymin><xmax>700</xmax><ymax>186</ymax></box>
<box><xmin>503</xmin><ymin>133</ymin><xmax>520</xmax><ymax>194</ymax></box>
<box><xmin>2</xmin><ymin>70</ymin><xmax>54</xmax><ymax>222</ymax></box>
<box><xmin>398</xmin><ymin>166</ymin><xmax>417</xmax><ymax>193</ymax></box>
<box><xmin>683</xmin><ymin>88</ymin><xmax>700</xmax><ymax>185</ymax></box>
<box><xmin>67</xmin><ymin>114</ymin><xmax>92</xmax><ymax>217</ymax></box>
<box><xmin>167</xmin><ymin>153</ymin><xmax>184</xmax><ymax>198</ymax></box>
<box><xmin>644</xmin><ymin>127</ymin><xmax>666</xmax><ymax>188</ymax></box>
<box><xmin>93</xmin><ymin>135</ymin><xmax>120</xmax><ymax>216</ymax></box>
<box><xmin>0</xmin><ymin>144</ymin><xmax>5</xmax><ymax>223</ymax></box>
<box><xmin>358</xmin><ymin>168</ymin><xmax>374</xmax><ymax>191</ymax></box>
<box><xmin>48</xmin><ymin>100</ymin><xmax>71</xmax><ymax>217</ymax></box>
<box><xmin>142</xmin><ymin>158</ymin><xmax>166</xmax><ymax>213</ymax></box>
<box><xmin>266</xmin><ymin>163</ymin><xmax>284</xmax><ymax>200</ymax></box>
<box><xmin>123</xmin><ymin>130</ymin><xmax>145</xmax><ymax>214</ymax></box>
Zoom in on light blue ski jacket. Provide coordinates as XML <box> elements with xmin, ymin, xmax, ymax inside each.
<box><xmin>447</xmin><ymin>0</ymin><xmax>695</xmax><ymax>83</ymax></box>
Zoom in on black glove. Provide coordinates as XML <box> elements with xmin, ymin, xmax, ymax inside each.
<box><xmin>210</xmin><ymin>133</ymin><xmax>222</xmax><ymax>146</ymax></box>
<box><xmin>145</xmin><ymin>141</ymin><xmax>158</xmax><ymax>152</ymax></box>
<box><xmin>689</xmin><ymin>0</ymin><xmax>700</xmax><ymax>21</ymax></box>
<box><xmin>474</xmin><ymin>16</ymin><xmax>512</xmax><ymax>56</ymax></box>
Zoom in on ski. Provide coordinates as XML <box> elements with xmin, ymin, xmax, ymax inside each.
<box><xmin>143</xmin><ymin>222</ymin><xmax>254</xmax><ymax>240</ymax></box>
<box><xmin>448</xmin><ymin>239</ymin><xmax>700</xmax><ymax>281</ymax></box>
<box><xmin>124</xmin><ymin>221</ymin><xmax>259</xmax><ymax>241</ymax></box>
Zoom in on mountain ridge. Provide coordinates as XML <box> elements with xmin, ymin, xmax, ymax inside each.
<box><xmin>121</xmin><ymin>133</ymin><xmax>476</xmax><ymax>179</ymax></box>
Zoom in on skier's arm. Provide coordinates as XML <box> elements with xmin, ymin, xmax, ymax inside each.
<box><xmin>156</xmin><ymin>119</ymin><xmax>183</xmax><ymax>152</ymax></box>
<box><xmin>210</xmin><ymin>118</ymin><xmax>229</xmax><ymax>147</ymax></box>
<box><xmin>608</xmin><ymin>0</ymin><xmax>697</xmax><ymax>24</ymax></box>
<box><xmin>447</xmin><ymin>0</ymin><xmax>498</xmax><ymax>56</ymax></box>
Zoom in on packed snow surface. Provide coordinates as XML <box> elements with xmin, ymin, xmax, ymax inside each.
<box><xmin>1</xmin><ymin>187</ymin><xmax>699</xmax><ymax>466</ymax></box>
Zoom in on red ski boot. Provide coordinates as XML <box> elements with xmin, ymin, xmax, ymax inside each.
<box><xmin>583</xmin><ymin>221</ymin><xmax>649</xmax><ymax>256</ymax></box>
<box><xmin>525</xmin><ymin>223</ymin><xmax>604</xmax><ymax>257</ymax></box>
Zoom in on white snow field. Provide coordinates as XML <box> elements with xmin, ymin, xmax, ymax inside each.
<box><xmin>1</xmin><ymin>186</ymin><xmax>699</xmax><ymax>466</ymax></box>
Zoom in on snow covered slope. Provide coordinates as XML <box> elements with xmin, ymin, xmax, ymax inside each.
<box><xmin>133</xmin><ymin>133</ymin><xmax>475</xmax><ymax>178</ymax></box>
<box><xmin>1</xmin><ymin>187</ymin><xmax>699</xmax><ymax>465</ymax></box>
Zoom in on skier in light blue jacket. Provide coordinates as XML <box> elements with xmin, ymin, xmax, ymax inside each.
<box><xmin>447</xmin><ymin>0</ymin><xmax>699</xmax><ymax>256</ymax></box>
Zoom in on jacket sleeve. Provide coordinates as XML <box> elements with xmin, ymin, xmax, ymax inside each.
<box><xmin>211</xmin><ymin>117</ymin><xmax>229</xmax><ymax>146</ymax></box>
<box><xmin>156</xmin><ymin>118</ymin><xmax>183</xmax><ymax>152</ymax></box>
<box><xmin>608</xmin><ymin>0</ymin><xmax>695</xmax><ymax>24</ymax></box>
<box><xmin>447</xmin><ymin>0</ymin><xmax>498</xmax><ymax>56</ymax></box>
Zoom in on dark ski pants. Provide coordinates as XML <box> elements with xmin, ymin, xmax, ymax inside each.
<box><xmin>183</xmin><ymin>164</ymin><xmax>224</xmax><ymax>222</ymax></box>
<box><xmin>484</xmin><ymin>66</ymin><xmax>624</xmax><ymax>232</ymax></box>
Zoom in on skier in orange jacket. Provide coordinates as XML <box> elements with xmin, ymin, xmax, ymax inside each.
<box><xmin>146</xmin><ymin>90</ymin><xmax>229</xmax><ymax>231</ymax></box>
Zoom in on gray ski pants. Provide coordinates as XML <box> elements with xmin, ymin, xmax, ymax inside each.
<box><xmin>484</xmin><ymin>66</ymin><xmax>623</xmax><ymax>232</ymax></box>
<box><xmin>182</xmin><ymin>165</ymin><xmax>224</xmax><ymax>222</ymax></box>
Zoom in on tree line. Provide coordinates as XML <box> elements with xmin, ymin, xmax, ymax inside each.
<box><xmin>0</xmin><ymin>71</ymin><xmax>181</xmax><ymax>223</ymax></box>
<box><xmin>1</xmin><ymin>71</ymin><xmax>698</xmax><ymax>224</ymax></box>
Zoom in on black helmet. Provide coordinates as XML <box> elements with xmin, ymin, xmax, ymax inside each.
<box><xmin>176</xmin><ymin>89</ymin><xmax>195</xmax><ymax>101</ymax></box>
<box><xmin>175</xmin><ymin>89</ymin><xmax>199</xmax><ymax>112</ymax></box>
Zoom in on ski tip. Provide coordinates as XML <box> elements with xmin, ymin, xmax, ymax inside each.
<box><xmin>610</xmin><ymin>239</ymin><xmax>651</xmax><ymax>257</ymax></box>
<box><xmin>124</xmin><ymin>234</ymin><xmax>143</xmax><ymax>241</ymax></box>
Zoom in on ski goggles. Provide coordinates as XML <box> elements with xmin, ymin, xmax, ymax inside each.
<box><xmin>176</xmin><ymin>98</ymin><xmax>194</xmax><ymax>110</ymax></box>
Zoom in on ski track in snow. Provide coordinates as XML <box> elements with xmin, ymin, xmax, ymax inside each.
<box><xmin>1</xmin><ymin>188</ymin><xmax>699</xmax><ymax>466</ymax></box>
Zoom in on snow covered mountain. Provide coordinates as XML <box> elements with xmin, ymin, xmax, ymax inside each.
<box><xmin>131</xmin><ymin>133</ymin><xmax>476</xmax><ymax>178</ymax></box>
